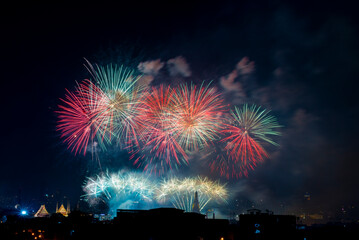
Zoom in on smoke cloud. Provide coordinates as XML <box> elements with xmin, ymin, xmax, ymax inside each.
<box><xmin>167</xmin><ymin>56</ymin><xmax>192</xmax><ymax>77</ymax></box>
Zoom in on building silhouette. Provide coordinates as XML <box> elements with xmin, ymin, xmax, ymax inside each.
<box><xmin>237</xmin><ymin>208</ymin><xmax>296</xmax><ymax>240</ymax></box>
<box><xmin>1</xmin><ymin>207</ymin><xmax>358</xmax><ymax>240</ymax></box>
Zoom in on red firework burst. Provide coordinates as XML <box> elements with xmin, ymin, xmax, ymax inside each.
<box><xmin>213</xmin><ymin>104</ymin><xmax>281</xmax><ymax>178</ymax></box>
<box><xmin>222</xmin><ymin>123</ymin><xmax>268</xmax><ymax>167</ymax></box>
<box><xmin>132</xmin><ymin>85</ymin><xmax>188</xmax><ymax>174</ymax></box>
<box><xmin>170</xmin><ymin>83</ymin><xmax>226</xmax><ymax>151</ymax></box>
<box><xmin>56</xmin><ymin>80</ymin><xmax>107</xmax><ymax>155</ymax></box>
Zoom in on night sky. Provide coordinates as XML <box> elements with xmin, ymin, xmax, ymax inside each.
<box><xmin>1</xmin><ymin>1</ymin><xmax>359</xmax><ymax>218</ymax></box>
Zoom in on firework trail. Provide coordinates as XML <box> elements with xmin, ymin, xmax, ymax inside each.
<box><xmin>83</xmin><ymin>173</ymin><xmax>112</xmax><ymax>200</ymax></box>
<box><xmin>212</xmin><ymin>104</ymin><xmax>281</xmax><ymax>178</ymax></box>
<box><xmin>132</xmin><ymin>85</ymin><xmax>188</xmax><ymax>175</ymax></box>
<box><xmin>56</xmin><ymin>80</ymin><xmax>108</xmax><ymax>155</ymax></box>
<box><xmin>83</xmin><ymin>172</ymin><xmax>228</xmax><ymax>214</ymax></box>
<box><xmin>156</xmin><ymin>176</ymin><xmax>228</xmax><ymax>212</ymax></box>
<box><xmin>83</xmin><ymin>171</ymin><xmax>155</xmax><ymax>203</ymax></box>
<box><xmin>84</xmin><ymin>61</ymin><xmax>144</xmax><ymax>149</ymax></box>
<box><xmin>170</xmin><ymin>83</ymin><xmax>226</xmax><ymax>151</ymax></box>
<box><xmin>57</xmin><ymin>60</ymin><xmax>282</xmax><ymax>181</ymax></box>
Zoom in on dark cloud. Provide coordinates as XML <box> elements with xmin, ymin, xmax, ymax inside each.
<box><xmin>219</xmin><ymin>57</ymin><xmax>251</xmax><ymax>104</ymax></box>
<box><xmin>167</xmin><ymin>56</ymin><xmax>192</xmax><ymax>77</ymax></box>
<box><xmin>137</xmin><ymin>59</ymin><xmax>165</xmax><ymax>86</ymax></box>
<box><xmin>138</xmin><ymin>59</ymin><xmax>164</xmax><ymax>75</ymax></box>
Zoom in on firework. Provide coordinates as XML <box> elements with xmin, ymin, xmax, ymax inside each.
<box><xmin>171</xmin><ymin>83</ymin><xmax>226</xmax><ymax>151</ymax></box>
<box><xmin>56</xmin><ymin>80</ymin><xmax>107</xmax><ymax>155</ymax></box>
<box><xmin>132</xmin><ymin>85</ymin><xmax>188</xmax><ymax>175</ymax></box>
<box><xmin>156</xmin><ymin>176</ymin><xmax>228</xmax><ymax>212</ymax></box>
<box><xmin>216</xmin><ymin>104</ymin><xmax>281</xmax><ymax>178</ymax></box>
<box><xmin>84</xmin><ymin>61</ymin><xmax>143</xmax><ymax>149</ymax></box>
<box><xmin>83</xmin><ymin>173</ymin><xmax>112</xmax><ymax>200</ymax></box>
<box><xmin>83</xmin><ymin>171</ymin><xmax>155</xmax><ymax>202</ymax></box>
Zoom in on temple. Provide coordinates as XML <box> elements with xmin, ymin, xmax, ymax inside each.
<box><xmin>56</xmin><ymin>202</ymin><xmax>70</xmax><ymax>217</ymax></box>
<box><xmin>34</xmin><ymin>205</ymin><xmax>50</xmax><ymax>218</ymax></box>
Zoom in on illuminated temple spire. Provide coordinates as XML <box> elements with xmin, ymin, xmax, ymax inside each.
<box><xmin>57</xmin><ymin>203</ymin><xmax>69</xmax><ymax>217</ymax></box>
<box><xmin>34</xmin><ymin>205</ymin><xmax>50</xmax><ymax>217</ymax></box>
<box><xmin>67</xmin><ymin>200</ymin><xmax>70</xmax><ymax>214</ymax></box>
<box><xmin>192</xmin><ymin>191</ymin><xmax>200</xmax><ymax>214</ymax></box>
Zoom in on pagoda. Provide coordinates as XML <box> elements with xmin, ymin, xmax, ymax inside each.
<box><xmin>56</xmin><ymin>202</ymin><xmax>70</xmax><ymax>217</ymax></box>
<box><xmin>34</xmin><ymin>205</ymin><xmax>50</xmax><ymax>217</ymax></box>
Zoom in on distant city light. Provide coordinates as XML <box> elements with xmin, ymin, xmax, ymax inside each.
<box><xmin>21</xmin><ymin>210</ymin><xmax>27</xmax><ymax>215</ymax></box>
<box><xmin>254</xmin><ymin>223</ymin><xmax>261</xmax><ymax>234</ymax></box>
